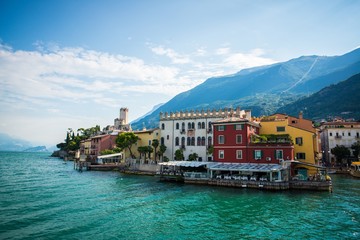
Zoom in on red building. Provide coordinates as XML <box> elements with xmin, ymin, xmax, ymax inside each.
<box><xmin>90</xmin><ymin>134</ymin><xmax>118</xmax><ymax>159</ymax></box>
<box><xmin>212</xmin><ymin>117</ymin><xmax>294</xmax><ymax>163</ymax></box>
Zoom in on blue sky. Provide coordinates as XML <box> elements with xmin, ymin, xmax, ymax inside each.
<box><xmin>0</xmin><ymin>0</ymin><xmax>359</xmax><ymax>147</ymax></box>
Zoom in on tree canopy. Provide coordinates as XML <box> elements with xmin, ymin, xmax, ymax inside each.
<box><xmin>116</xmin><ymin>132</ymin><xmax>139</xmax><ymax>158</ymax></box>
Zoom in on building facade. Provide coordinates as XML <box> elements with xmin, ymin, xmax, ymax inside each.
<box><xmin>212</xmin><ymin>116</ymin><xmax>294</xmax><ymax>164</ymax></box>
<box><xmin>89</xmin><ymin>133</ymin><xmax>118</xmax><ymax>160</ymax></box>
<box><xmin>159</xmin><ymin>107</ymin><xmax>251</xmax><ymax>161</ymax></box>
<box><xmin>319</xmin><ymin>121</ymin><xmax>360</xmax><ymax>165</ymax></box>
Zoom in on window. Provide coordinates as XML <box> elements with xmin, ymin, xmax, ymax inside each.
<box><xmin>218</xmin><ymin>125</ymin><xmax>225</xmax><ymax>131</ymax></box>
<box><xmin>149</xmin><ymin>140</ymin><xmax>151</xmax><ymax>145</ymax></box>
<box><xmin>330</xmin><ymin>132</ymin><xmax>333</xmax><ymax>137</ymax></box>
<box><xmin>218</xmin><ymin>135</ymin><xmax>225</xmax><ymax>144</ymax></box>
<box><xmin>202</xmin><ymin>122</ymin><xmax>205</xmax><ymax>129</ymax></box>
<box><xmin>208</xmin><ymin>136</ymin><xmax>212</xmax><ymax>146</ymax></box>
<box><xmin>182</xmin><ymin>122</ymin><xmax>185</xmax><ymax>130</ymax></box>
<box><xmin>342</xmin><ymin>132</ymin><xmax>345</xmax><ymax>136</ymax></box>
<box><xmin>198</xmin><ymin>122</ymin><xmax>202</xmax><ymax>129</ymax></box>
<box><xmin>191</xmin><ymin>137</ymin><xmax>195</xmax><ymax>146</ymax></box>
<box><xmin>292</xmin><ymin>120</ymin><xmax>297</xmax><ymax>124</ymax></box>
<box><xmin>161</xmin><ymin>137</ymin><xmax>164</xmax><ymax>145</ymax></box>
<box><xmin>176</xmin><ymin>123</ymin><xmax>179</xmax><ymax>130</ymax></box>
<box><xmin>219</xmin><ymin>150</ymin><xmax>224</xmax><ymax>159</ymax></box>
<box><xmin>296</xmin><ymin>152</ymin><xmax>306</xmax><ymax>160</ymax></box>
<box><xmin>277</xmin><ymin>126</ymin><xmax>285</xmax><ymax>132</ymax></box>
<box><xmin>167</xmin><ymin>135</ymin><xmax>169</xmax><ymax>140</ymax></box>
<box><xmin>236</xmin><ymin>135</ymin><xmax>242</xmax><ymax>144</ymax></box>
<box><xmin>181</xmin><ymin>137</ymin><xmax>185</xmax><ymax>146</ymax></box>
<box><xmin>235</xmin><ymin>124</ymin><xmax>244</xmax><ymax>130</ymax></box>
<box><xmin>175</xmin><ymin>137</ymin><xmax>179</xmax><ymax>146</ymax></box>
<box><xmin>208</xmin><ymin>122</ymin><xmax>212</xmax><ymax>131</ymax></box>
<box><xmin>275</xmin><ymin>150</ymin><xmax>283</xmax><ymax>159</ymax></box>
<box><xmin>254</xmin><ymin>150</ymin><xmax>262</xmax><ymax>160</ymax></box>
<box><xmin>161</xmin><ymin>123</ymin><xmax>165</xmax><ymax>130</ymax></box>
<box><xmin>188</xmin><ymin>122</ymin><xmax>192</xmax><ymax>129</ymax></box>
<box><xmin>192</xmin><ymin>122</ymin><xmax>195</xmax><ymax>129</ymax></box>
<box><xmin>348</xmin><ymin>132</ymin><xmax>351</xmax><ymax>136</ymax></box>
<box><xmin>295</xmin><ymin>137</ymin><xmax>303</xmax><ymax>145</ymax></box>
<box><xmin>197</xmin><ymin>137</ymin><xmax>201</xmax><ymax>146</ymax></box>
<box><xmin>236</xmin><ymin>150</ymin><xmax>243</xmax><ymax>159</ymax></box>
<box><xmin>201</xmin><ymin>137</ymin><xmax>206</xmax><ymax>146</ymax></box>
<box><xmin>187</xmin><ymin>137</ymin><xmax>191</xmax><ymax>146</ymax></box>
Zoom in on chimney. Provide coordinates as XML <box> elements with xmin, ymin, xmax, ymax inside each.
<box><xmin>299</xmin><ymin>111</ymin><xmax>303</xmax><ymax>119</ymax></box>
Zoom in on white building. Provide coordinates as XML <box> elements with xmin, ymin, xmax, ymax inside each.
<box><xmin>159</xmin><ymin>107</ymin><xmax>251</xmax><ymax>161</ymax></box>
<box><xmin>114</xmin><ymin>107</ymin><xmax>131</xmax><ymax>131</ymax></box>
<box><xmin>320</xmin><ymin>121</ymin><xmax>360</xmax><ymax>164</ymax></box>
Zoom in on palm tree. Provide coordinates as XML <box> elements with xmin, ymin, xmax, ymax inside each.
<box><xmin>152</xmin><ymin>139</ymin><xmax>159</xmax><ymax>161</ymax></box>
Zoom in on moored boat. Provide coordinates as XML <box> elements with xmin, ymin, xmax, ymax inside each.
<box><xmin>350</xmin><ymin>162</ymin><xmax>360</xmax><ymax>178</ymax></box>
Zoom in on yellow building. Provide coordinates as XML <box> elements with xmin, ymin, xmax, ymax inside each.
<box><xmin>123</xmin><ymin>128</ymin><xmax>161</xmax><ymax>161</ymax></box>
<box><xmin>260</xmin><ymin>113</ymin><xmax>321</xmax><ymax>177</ymax></box>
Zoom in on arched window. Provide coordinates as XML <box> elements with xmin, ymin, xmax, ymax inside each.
<box><xmin>188</xmin><ymin>122</ymin><xmax>192</xmax><ymax>129</ymax></box>
<box><xmin>191</xmin><ymin>137</ymin><xmax>195</xmax><ymax>146</ymax></box>
<box><xmin>202</xmin><ymin>137</ymin><xmax>206</xmax><ymax>146</ymax></box>
<box><xmin>198</xmin><ymin>122</ymin><xmax>202</xmax><ymax>129</ymax></box>
<box><xmin>202</xmin><ymin>122</ymin><xmax>205</xmax><ymax>129</ymax></box>
<box><xmin>208</xmin><ymin>136</ymin><xmax>212</xmax><ymax>146</ymax></box>
<box><xmin>191</xmin><ymin>122</ymin><xmax>195</xmax><ymax>129</ymax></box>
<box><xmin>175</xmin><ymin>137</ymin><xmax>179</xmax><ymax>146</ymax></box>
<box><xmin>161</xmin><ymin>123</ymin><xmax>165</xmax><ymax>130</ymax></box>
<box><xmin>187</xmin><ymin>137</ymin><xmax>191</xmax><ymax>146</ymax></box>
<box><xmin>182</xmin><ymin>122</ymin><xmax>185</xmax><ymax>130</ymax></box>
<box><xmin>181</xmin><ymin>137</ymin><xmax>185</xmax><ymax>147</ymax></box>
<box><xmin>161</xmin><ymin>137</ymin><xmax>165</xmax><ymax>145</ymax></box>
<box><xmin>176</xmin><ymin>123</ymin><xmax>179</xmax><ymax>130</ymax></box>
<box><xmin>197</xmin><ymin>137</ymin><xmax>201</xmax><ymax>146</ymax></box>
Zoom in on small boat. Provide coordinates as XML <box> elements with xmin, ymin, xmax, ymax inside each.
<box><xmin>349</xmin><ymin>162</ymin><xmax>360</xmax><ymax>178</ymax></box>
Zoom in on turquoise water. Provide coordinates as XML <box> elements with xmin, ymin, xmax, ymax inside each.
<box><xmin>0</xmin><ymin>152</ymin><xmax>359</xmax><ymax>240</ymax></box>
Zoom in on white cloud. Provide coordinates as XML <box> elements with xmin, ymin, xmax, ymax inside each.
<box><xmin>216</xmin><ymin>47</ymin><xmax>230</xmax><ymax>55</ymax></box>
<box><xmin>0</xmin><ymin>42</ymin><xmax>277</xmax><ymax>146</ymax></box>
<box><xmin>150</xmin><ymin>46</ymin><xmax>191</xmax><ymax>64</ymax></box>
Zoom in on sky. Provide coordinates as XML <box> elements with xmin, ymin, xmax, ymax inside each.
<box><xmin>0</xmin><ymin>0</ymin><xmax>360</xmax><ymax>147</ymax></box>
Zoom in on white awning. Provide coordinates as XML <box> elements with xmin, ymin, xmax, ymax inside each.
<box><xmin>159</xmin><ymin>161</ymin><xmax>210</xmax><ymax>167</ymax></box>
<box><xmin>97</xmin><ymin>153</ymin><xmax>122</xmax><ymax>159</ymax></box>
<box><xmin>209</xmin><ymin>163</ymin><xmax>284</xmax><ymax>172</ymax></box>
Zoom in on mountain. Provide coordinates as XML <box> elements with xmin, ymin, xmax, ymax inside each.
<box><xmin>23</xmin><ymin>146</ymin><xmax>49</xmax><ymax>152</ymax></box>
<box><xmin>0</xmin><ymin>133</ymin><xmax>33</xmax><ymax>151</ymax></box>
<box><xmin>277</xmin><ymin>73</ymin><xmax>360</xmax><ymax>121</ymax></box>
<box><xmin>131</xmin><ymin>48</ymin><xmax>360</xmax><ymax>130</ymax></box>
<box><xmin>130</xmin><ymin>103</ymin><xmax>164</xmax><ymax>126</ymax></box>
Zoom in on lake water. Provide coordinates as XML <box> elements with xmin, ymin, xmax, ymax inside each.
<box><xmin>0</xmin><ymin>152</ymin><xmax>359</xmax><ymax>239</ymax></box>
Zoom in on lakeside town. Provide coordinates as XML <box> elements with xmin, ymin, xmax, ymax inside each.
<box><xmin>54</xmin><ymin>107</ymin><xmax>360</xmax><ymax>192</ymax></box>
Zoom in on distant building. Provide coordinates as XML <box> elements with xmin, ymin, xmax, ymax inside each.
<box><xmin>114</xmin><ymin>107</ymin><xmax>131</xmax><ymax>131</ymax></box>
<box><xmin>159</xmin><ymin>107</ymin><xmax>251</xmax><ymax>161</ymax></box>
<box><xmin>89</xmin><ymin>133</ymin><xmax>118</xmax><ymax>161</ymax></box>
<box><xmin>125</xmin><ymin>128</ymin><xmax>161</xmax><ymax>161</ymax></box>
<box><xmin>319</xmin><ymin>121</ymin><xmax>360</xmax><ymax>165</ymax></box>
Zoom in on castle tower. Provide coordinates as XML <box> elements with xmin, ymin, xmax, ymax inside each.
<box><xmin>120</xmin><ymin>107</ymin><xmax>129</xmax><ymax>125</ymax></box>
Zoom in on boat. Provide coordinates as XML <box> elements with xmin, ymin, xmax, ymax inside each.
<box><xmin>349</xmin><ymin>161</ymin><xmax>360</xmax><ymax>178</ymax></box>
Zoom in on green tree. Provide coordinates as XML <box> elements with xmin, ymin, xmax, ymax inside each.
<box><xmin>151</xmin><ymin>139</ymin><xmax>159</xmax><ymax>161</ymax></box>
<box><xmin>188</xmin><ymin>153</ymin><xmax>198</xmax><ymax>161</ymax></box>
<box><xmin>158</xmin><ymin>144</ymin><xmax>167</xmax><ymax>162</ymax></box>
<box><xmin>351</xmin><ymin>141</ymin><xmax>360</xmax><ymax>160</ymax></box>
<box><xmin>137</xmin><ymin>146</ymin><xmax>147</xmax><ymax>160</ymax></box>
<box><xmin>331</xmin><ymin>145</ymin><xmax>350</xmax><ymax>165</ymax></box>
<box><xmin>175</xmin><ymin>149</ymin><xmax>184</xmax><ymax>160</ymax></box>
<box><xmin>116</xmin><ymin>132</ymin><xmax>139</xmax><ymax>158</ymax></box>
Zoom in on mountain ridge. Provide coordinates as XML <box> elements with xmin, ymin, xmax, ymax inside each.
<box><xmin>131</xmin><ymin>48</ymin><xmax>360</xmax><ymax>129</ymax></box>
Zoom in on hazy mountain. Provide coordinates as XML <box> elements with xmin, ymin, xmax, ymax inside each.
<box><xmin>277</xmin><ymin>73</ymin><xmax>360</xmax><ymax>121</ymax></box>
<box><xmin>0</xmin><ymin>133</ymin><xmax>33</xmax><ymax>151</ymax></box>
<box><xmin>131</xmin><ymin>48</ymin><xmax>360</xmax><ymax>130</ymax></box>
<box><xmin>23</xmin><ymin>146</ymin><xmax>49</xmax><ymax>152</ymax></box>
